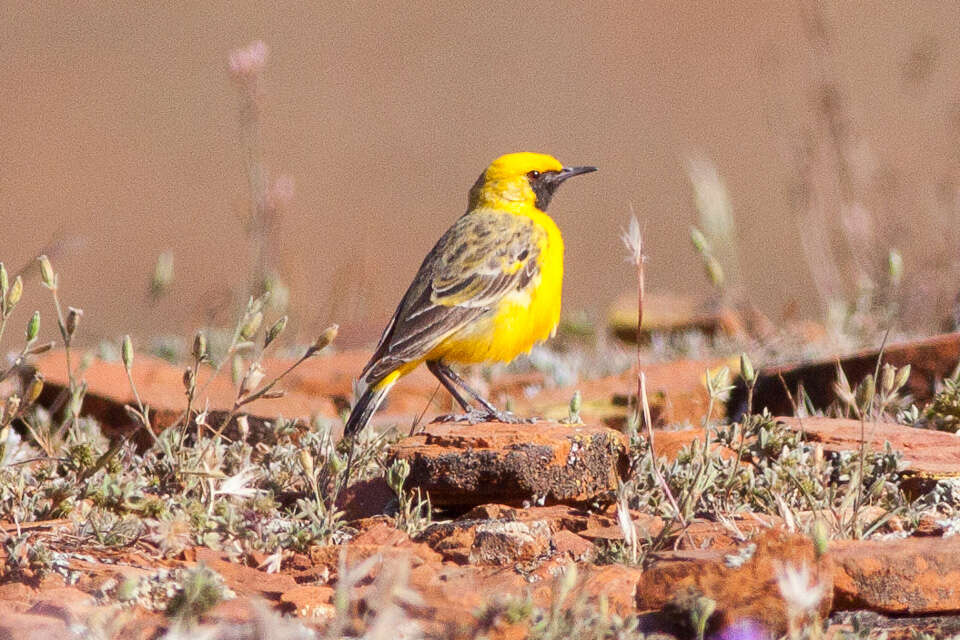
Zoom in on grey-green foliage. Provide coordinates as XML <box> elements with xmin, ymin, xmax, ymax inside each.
<box><xmin>624</xmin><ymin>412</ymin><xmax>905</xmax><ymax>537</ymax></box>
<box><xmin>165</xmin><ymin>565</ymin><xmax>227</xmax><ymax>626</ymax></box>
<box><xmin>924</xmin><ymin>364</ymin><xmax>960</xmax><ymax>432</ymax></box>
<box><xmin>0</xmin><ymin>406</ymin><xmax>395</xmax><ymax>562</ymax></box>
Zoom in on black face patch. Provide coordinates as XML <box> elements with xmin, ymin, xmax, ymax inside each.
<box><xmin>528</xmin><ymin>171</ymin><xmax>561</xmax><ymax>211</ymax></box>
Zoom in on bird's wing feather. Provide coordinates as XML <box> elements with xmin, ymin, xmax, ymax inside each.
<box><xmin>361</xmin><ymin>210</ymin><xmax>542</xmax><ymax>384</ymax></box>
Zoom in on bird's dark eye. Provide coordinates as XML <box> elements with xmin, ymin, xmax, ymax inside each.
<box><xmin>527</xmin><ymin>170</ymin><xmax>541</xmax><ymax>180</ymax></box>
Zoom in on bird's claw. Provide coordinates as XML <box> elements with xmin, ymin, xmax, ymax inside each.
<box><xmin>487</xmin><ymin>410</ymin><xmax>537</xmax><ymax>424</ymax></box>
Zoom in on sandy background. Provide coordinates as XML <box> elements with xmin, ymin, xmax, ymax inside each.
<box><xmin>2</xmin><ymin>2</ymin><xmax>959</xmax><ymax>346</ymax></box>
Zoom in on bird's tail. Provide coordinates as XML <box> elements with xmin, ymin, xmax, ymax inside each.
<box><xmin>343</xmin><ymin>378</ymin><xmax>394</xmax><ymax>438</ymax></box>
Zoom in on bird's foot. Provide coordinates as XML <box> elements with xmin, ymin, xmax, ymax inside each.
<box><xmin>485</xmin><ymin>409</ymin><xmax>537</xmax><ymax>424</ymax></box>
<box><xmin>432</xmin><ymin>408</ymin><xmax>536</xmax><ymax>425</ymax></box>
<box><xmin>433</xmin><ymin>407</ymin><xmax>492</xmax><ymax>425</ymax></box>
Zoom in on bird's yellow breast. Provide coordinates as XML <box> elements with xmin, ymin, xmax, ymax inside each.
<box><xmin>429</xmin><ymin>209</ymin><xmax>563</xmax><ymax>365</ymax></box>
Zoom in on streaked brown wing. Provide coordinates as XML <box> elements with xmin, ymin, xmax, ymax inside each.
<box><xmin>361</xmin><ymin>210</ymin><xmax>541</xmax><ymax>384</ymax></box>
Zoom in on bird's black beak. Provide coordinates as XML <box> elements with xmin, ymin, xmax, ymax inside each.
<box><xmin>531</xmin><ymin>165</ymin><xmax>597</xmax><ymax>211</ymax></box>
<box><xmin>555</xmin><ymin>165</ymin><xmax>598</xmax><ymax>183</ymax></box>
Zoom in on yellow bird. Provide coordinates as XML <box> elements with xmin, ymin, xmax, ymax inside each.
<box><xmin>344</xmin><ymin>152</ymin><xmax>596</xmax><ymax>436</ymax></box>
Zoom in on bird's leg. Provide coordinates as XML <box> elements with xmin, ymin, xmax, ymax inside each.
<box><xmin>427</xmin><ymin>360</ymin><xmax>487</xmax><ymax>423</ymax></box>
<box><xmin>433</xmin><ymin>362</ymin><xmax>499</xmax><ymax>414</ymax></box>
<box><xmin>426</xmin><ymin>360</ymin><xmax>473</xmax><ymax>411</ymax></box>
<box><xmin>431</xmin><ymin>361</ymin><xmax>535</xmax><ymax>424</ymax></box>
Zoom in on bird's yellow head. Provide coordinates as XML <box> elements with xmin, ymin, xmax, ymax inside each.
<box><xmin>468</xmin><ymin>152</ymin><xmax>597</xmax><ymax>212</ymax></box>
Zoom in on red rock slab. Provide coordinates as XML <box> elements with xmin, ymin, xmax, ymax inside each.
<box><xmin>351</xmin><ymin>521</ymin><xmax>411</xmax><ymax>546</ymax></box>
<box><xmin>202</xmin><ymin>596</ymin><xmax>260</xmax><ymax>625</ymax></box>
<box><xmin>514</xmin><ymin>358</ymin><xmax>736</xmax><ymax>429</ymax></box>
<box><xmin>628</xmin><ymin>357</ymin><xmax>736</xmax><ymax>426</ymax></box>
<box><xmin>552</xmin><ymin>529</ymin><xmax>595</xmax><ymax>561</ymax></box>
<box><xmin>647</xmin><ymin>427</ymin><xmax>742</xmax><ymax>463</ymax></box>
<box><xmin>832</xmin><ymin>536</ymin><xmax>960</xmax><ymax>614</ymax></box>
<box><xmin>579</xmin><ymin>564</ymin><xmax>647</xmax><ymax>616</ymax></box>
<box><xmin>469</xmin><ymin>520</ymin><xmax>552</xmax><ymax>565</ymax></box>
<box><xmin>388</xmin><ymin>421</ymin><xmax>629</xmax><ymax>508</ymax></box>
<box><xmin>280</xmin><ymin>585</ymin><xmax>336</xmax><ymax>621</ymax></box>
<box><xmin>416</xmin><ymin>519</ymin><xmax>488</xmax><ymax>565</ymax></box>
<box><xmin>26</xmin><ymin>587</ymin><xmax>95</xmax><ymax>625</ymax></box>
<box><xmin>0</xmin><ymin>582</ymin><xmax>37</xmax><ymax>604</ymax></box>
<box><xmin>29</xmin><ymin>349</ymin><xmax>553</xmax><ymax>441</ymax></box>
<box><xmin>652</xmin><ymin>416</ymin><xmax>960</xmax><ymax>486</ymax></box>
<box><xmin>0</xmin><ymin>600</ymin><xmax>31</xmax><ymax>617</ymax></box>
<box><xmin>28</xmin><ymin>348</ymin><xmax>448</xmax><ymax>438</ymax></box>
<box><xmin>0</xmin><ymin>611</ymin><xmax>68</xmax><ymax>640</ymax></box>
<box><xmin>0</xmin><ymin>519</ymin><xmax>71</xmax><ymax>534</ymax></box>
<box><xmin>108</xmin><ymin>609</ymin><xmax>166</xmax><ymax>640</ymax></box>
<box><xmin>407</xmin><ymin>560</ymin><xmax>648</xmax><ymax>636</ymax></box>
<box><xmin>193</xmin><ymin>548</ymin><xmax>297</xmax><ymax>600</ymax></box>
<box><xmin>731</xmin><ymin>332</ymin><xmax>960</xmax><ymax>420</ymax></box>
<box><xmin>66</xmin><ymin>557</ymin><xmax>167</xmax><ymax>597</ymax></box>
<box><xmin>776</xmin><ymin>416</ymin><xmax>960</xmax><ymax>477</ymax></box>
<box><xmin>457</xmin><ymin>503</ymin><xmax>600</xmax><ymax>533</ymax></box>
<box><xmin>577</xmin><ymin>511</ymin><xmax>664</xmax><ymax>542</ymax></box>
<box><xmin>637</xmin><ymin>529</ymin><xmax>832</xmax><ymax>635</ymax></box>
<box><xmin>305</xmin><ymin>525</ymin><xmax>443</xmax><ymax>573</ymax></box>
<box><xmin>576</xmin><ymin>509</ymin><xmax>780</xmax><ymax>550</ymax></box>
<box><xmin>345</xmin><ymin>521</ymin><xmax>448</xmax><ymax>566</ymax></box>
<box><xmin>417</xmin><ymin>504</ymin><xmax>613</xmax><ymax>564</ymax></box>
<box><xmin>405</xmin><ymin>562</ymin><xmax>533</xmax><ymax>633</ymax></box>
<box><xmin>30</xmin><ymin>350</ymin><xmax>336</xmax><ymax>441</ymax></box>
<box><xmin>678</xmin><ymin>514</ymin><xmax>786</xmax><ymax>550</ymax></box>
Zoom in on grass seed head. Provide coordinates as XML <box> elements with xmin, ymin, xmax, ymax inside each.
<box><xmin>37</xmin><ymin>255</ymin><xmax>55</xmax><ymax>289</ymax></box>
<box><xmin>6</xmin><ymin>276</ymin><xmax>22</xmax><ymax>309</ymax></box>
<box><xmin>887</xmin><ymin>248</ymin><xmax>904</xmax><ymax>287</ymax></box>
<box><xmin>298</xmin><ymin>449</ymin><xmax>314</xmax><ymax>478</ymax></box>
<box><xmin>308</xmin><ymin>324</ymin><xmax>338</xmax><ymax>356</ymax></box>
<box><xmin>264</xmin><ymin>315</ymin><xmax>287</xmax><ymax>348</ymax></box>
<box><xmin>25</xmin><ymin>311</ymin><xmax>40</xmax><ymax>342</ymax></box>
<box><xmin>182</xmin><ymin>367</ymin><xmax>195</xmax><ymax>394</ymax></box>
<box><xmin>192</xmin><ymin>330</ymin><xmax>207</xmax><ymax>362</ymax></box>
<box><xmin>740</xmin><ymin>353</ymin><xmax>755</xmax><ymax>385</ymax></box>
<box><xmin>231</xmin><ymin>354</ymin><xmax>243</xmax><ymax>386</ymax></box>
<box><xmin>66</xmin><ymin>307</ymin><xmax>82</xmax><ymax>338</ymax></box>
<box><xmin>151</xmin><ymin>251</ymin><xmax>174</xmax><ymax>299</ymax></box>
<box><xmin>239</xmin><ymin>311</ymin><xmax>262</xmax><ymax>341</ymax></box>
<box><xmin>121</xmin><ymin>335</ymin><xmax>134</xmax><ymax>370</ymax></box>
<box><xmin>25</xmin><ymin>374</ymin><xmax>43</xmax><ymax>406</ymax></box>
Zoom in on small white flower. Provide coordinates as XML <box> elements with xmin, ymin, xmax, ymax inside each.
<box><xmin>214</xmin><ymin>465</ymin><xmax>262</xmax><ymax>499</ymax></box>
<box><xmin>776</xmin><ymin>563</ymin><xmax>824</xmax><ymax>613</ymax></box>
<box><xmin>616</xmin><ymin>498</ymin><xmax>636</xmax><ymax>549</ymax></box>
<box><xmin>239</xmin><ymin>362</ymin><xmax>266</xmax><ymax>397</ymax></box>
<box><xmin>258</xmin><ymin>549</ymin><xmax>284</xmax><ymax>574</ymax></box>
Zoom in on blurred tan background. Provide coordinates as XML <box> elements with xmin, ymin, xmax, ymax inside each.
<box><xmin>3</xmin><ymin>2</ymin><xmax>960</xmax><ymax>347</ymax></box>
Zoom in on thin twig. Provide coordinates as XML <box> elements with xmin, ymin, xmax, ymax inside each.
<box><xmin>410</xmin><ymin>384</ymin><xmax>441</xmax><ymax>437</ymax></box>
<box><xmin>195</xmin><ymin>347</ymin><xmax>312</xmax><ymax>463</ymax></box>
<box><xmin>122</xmin><ymin>363</ymin><xmax>161</xmax><ymax>449</ymax></box>
<box><xmin>854</xmin><ymin>328</ymin><xmax>890</xmax><ymax>525</ymax></box>
<box><xmin>641</xmin><ymin>372</ymin><xmax>684</xmax><ymax>527</ymax></box>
